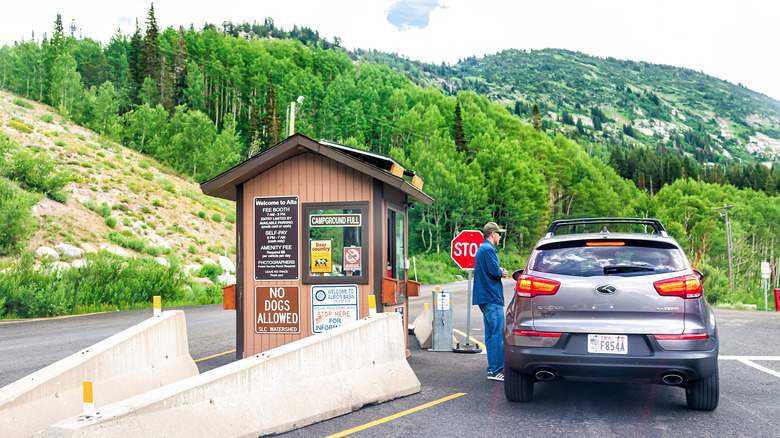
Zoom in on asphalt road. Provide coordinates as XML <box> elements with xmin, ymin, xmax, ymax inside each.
<box><xmin>2</xmin><ymin>281</ymin><xmax>780</xmax><ymax>437</ymax></box>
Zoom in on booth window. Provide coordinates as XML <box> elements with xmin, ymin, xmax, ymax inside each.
<box><xmin>302</xmin><ymin>202</ymin><xmax>369</xmax><ymax>284</ymax></box>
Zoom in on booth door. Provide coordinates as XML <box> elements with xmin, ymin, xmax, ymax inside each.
<box><xmin>386</xmin><ymin>208</ymin><xmax>405</xmax><ymax>285</ymax></box>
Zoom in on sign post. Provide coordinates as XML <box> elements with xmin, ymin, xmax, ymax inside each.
<box><xmin>761</xmin><ymin>261</ymin><xmax>770</xmax><ymax>311</ymax></box>
<box><xmin>450</xmin><ymin>230</ymin><xmax>483</xmax><ymax>354</ymax></box>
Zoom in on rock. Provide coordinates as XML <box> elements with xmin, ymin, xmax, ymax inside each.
<box><xmin>49</xmin><ymin>261</ymin><xmax>71</xmax><ymax>273</ymax></box>
<box><xmin>186</xmin><ymin>263</ymin><xmax>202</xmax><ymax>274</ymax></box>
<box><xmin>81</xmin><ymin>243</ymin><xmax>97</xmax><ymax>253</ymax></box>
<box><xmin>55</xmin><ymin>243</ymin><xmax>84</xmax><ymax>259</ymax></box>
<box><xmin>71</xmin><ymin>259</ymin><xmax>90</xmax><ymax>269</ymax></box>
<box><xmin>156</xmin><ymin>257</ymin><xmax>169</xmax><ymax>267</ymax></box>
<box><xmin>217</xmin><ymin>274</ymin><xmax>236</xmax><ymax>285</ymax></box>
<box><xmin>103</xmin><ymin>246</ymin><xmax>131</xmax><ymax>257</ymax></box>
<box><xmin>35</xmin><ymin>247</ymin><xmax>59</xmax><ymax>260</ymax></box>
<box><xmin>218</xmin><ymin>255</ymin><xmax>236</xmax><ymax>274</ymax></box>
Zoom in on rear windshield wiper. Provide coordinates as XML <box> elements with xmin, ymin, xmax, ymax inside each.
<box><xmin>603</xmin><ymin>265</ymin><xmax>655</xmax><ymax>275</ymax></box>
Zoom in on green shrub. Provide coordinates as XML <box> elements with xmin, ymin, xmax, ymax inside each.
<box><xmin>122</xmin><ymin>217</ymin><xmax>132</xmax><ymax>226</ymax></box>
<box><xmin>96</xmin><ymin>202</ymin><xmax>111</xmax><ymax>218</ymax></box>
<box><xmin>13</xmin><ymin>98</ymin><xmax>34</xmax><ymax>109</ymax></box>
<box><xmin>8</xmin><ymin>121</ymin><xmax>33</xmax><ymax>133</ymax></box>
<box><xmin>212</xmin><ymin>213</ymin><xmax>223</xmax><ymax>222</ymax></box>
<box><xmin>158</xmin><ymin>177</ymin><xmax>176</xmax><ymax>194</ymax></box>
<box><xmin>47</xmin><ymin>191</ymin><xmax>68</xmax><ymax>203</ymax></box>
<box><xmin>138</xmin><ymin>160</ymin><xmax>151</xmax><ymax>169</ymax></box>
<box><xmin>141</xmin><ymin>206</ymin><xmax>152</xmax><ymax>214</ymax></box>
<box><xmin>105</xmin><ymin>217</ymin><xmax>117</xmax><ymax>228</ymax></box>
<box><xmin>187</xmin><ymin>245</ymin><xmax>197</xmax><ymax>254</ymax></box>
<box><xmin>4</xmin><ymin>149</ymin><xmax>68</xmax><ymax>196</ymax></box>
<box><xmin>152</xmin><ymin>199</ymin><xmax>162</xmax><ymax>207</ymax></box>
<box><xmin>198</xmin><ymin>264</ymin><xmax>222</xmax><ymax>283</ymax></box>
<box><xmin>146</xmin><ymin>246</ymin><xmax>164</xmax><ymax>257</ymax></box>
<box><xmin>142</xmin><ymin>171</ymin><xmax>153</xmax><ymax>181</ymax></box>
<box><xmin>96</xmin><ymin>151</ymin><xmax>105</xmax><ymax>158</ymax></box>
<box><xmin>197</xmin><ymin>211</ymin><xmax>206</xmax><ymax>219</ymax></box>
<box><xmin>0</xmin><ymin>178</ymin><xmax>40</xmax><ymax>255</ymax></box>
<box><xmin>54</xmin><ymin>140</ymin><xmax>67</xmax><ymax>147</ymax></box>
<box><xmin>40</xmin><ymin>113</ymin><xmax>54</xmax><ymax>123</ymax></box>
<box><xmin>225</xmin><ymin>213</ymin><xmax>236</xmax><ymax>223</ymax></box>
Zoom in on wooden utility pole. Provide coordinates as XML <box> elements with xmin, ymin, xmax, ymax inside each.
<box><xmin>712</xmin><ymin>203</ymin><xmax>735</xmax><ymax>296</ymax></box>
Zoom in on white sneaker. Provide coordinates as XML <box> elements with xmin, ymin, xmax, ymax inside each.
<box><xmin>487</xmin><ymin>372</ymin><xmax>504</xmax><ymax>381</ymax></box>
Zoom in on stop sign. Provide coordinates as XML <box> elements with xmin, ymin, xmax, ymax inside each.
<box><xmin>450</xmin><ymin>230</ymin><xmax>484</xmax><ymax>270</ymax></box>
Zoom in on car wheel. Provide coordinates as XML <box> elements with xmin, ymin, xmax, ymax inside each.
<box><xmin>504</xmin><ymin>367</ymin><xmax>534</xmax><ymax>402</ymax></box>
<box><xmin>685</xmin><ymin>363</ymin><xmax>719</xmax><ymax>411</ymax></box>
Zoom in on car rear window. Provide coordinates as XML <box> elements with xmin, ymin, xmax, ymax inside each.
<box><xmin>528</xmin><ymin>240</ymin><xmax>687</xmax><ymax>277</ymax></box>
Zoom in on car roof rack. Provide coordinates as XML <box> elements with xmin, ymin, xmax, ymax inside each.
<box><xmin>545</xmin><ymin>218</ymin><xmax>667</xmax><ymax>238</ymax></box>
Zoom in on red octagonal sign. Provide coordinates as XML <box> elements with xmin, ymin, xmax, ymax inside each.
<box><xmin>450</xmin><ymin>230</ymin><xmax>484</xmax><ymax>270</ymax></box>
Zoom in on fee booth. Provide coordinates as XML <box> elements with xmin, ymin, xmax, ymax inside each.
<box><xmin>201</xmin><ymin>134</ymin><xmax>433</xmax><ymax>358</ymax></box>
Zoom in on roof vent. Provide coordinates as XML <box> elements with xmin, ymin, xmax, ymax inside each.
<box><xmin>600</xmin><ymin>226</ymin><xmax>610</xmax><ymax>236</ymax></box>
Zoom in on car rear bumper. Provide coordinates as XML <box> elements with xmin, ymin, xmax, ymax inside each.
<box><xmin>505</xmin><ymin>334</ymin><xmax>718</xmax><ymax>384</ymax></box>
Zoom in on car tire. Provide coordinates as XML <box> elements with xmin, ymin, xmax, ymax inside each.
<box><xmin>504</xmin><ymin>367</ymin><xmax>534</xmax><ymax>402</ymax></box>
<box><xmin>685</xmin><ymin>364</ymin><xmax>719</xmax><ymax>411</ymax></box>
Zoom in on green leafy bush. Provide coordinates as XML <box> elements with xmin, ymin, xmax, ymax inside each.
<box><xmin>39</xmin><ymin>113</ymin><xmax>54</xmax><ymax>123</ymax></box>
<box><xmin>105</xmin><ymin>217</ymin><xmax>117</xmax><ymax>228</ymax></box>
<box><xmin>225</xmin><ymin>213</ymin><xmax>236</xmax><ymax>223</ymax></box>
<box><xmin>3</xmin><ymin>149</ymin><xmax>68</xmax><ymax>196</ymax></box>
<box><xmin>197</xmin><ymin>211</ymin><xmax>206</xmax><ymax>219</ymax></box>
<box><xmin>8</xmin><ymin>120</ymin><xmax>33</xmax><ymax>133</ymax></box>
<box><xmin>0</xmin><ymin>178</ymin><xmax>40</xmax><ymax>255</ymax></box>
<box><xmin>212</xmin><ymin>213</ymin><xmax>223</xmax><ymax>222</ymax></box>
<box><xmin>187</xmin><ymin>245</ymin><xmax>197</xmax><ymax>254</ymax></box>
<box><xmin>0</xmin><ymin>252</ymin><xmax>188</xmax><ymax>318</ymax></box>
<box><xmin>13</xmin><ymin>98</ymin><xmax>34</xmax><ymax>109</ymax></box>
<box><xmin>197</xmin><ymin>264</ymin><xmax>222</xmax><ymax>283</ymax></box>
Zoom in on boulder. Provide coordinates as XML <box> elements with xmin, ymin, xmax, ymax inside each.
<box><xmin>35</xmin><ymin>247</ymin><xmax>59</xmax><ymax>260</ymax></box>
<box><xmin>55</xmin><ymin>243</ymin><xmax>84</xmax><ymax>259</ymax></box>
<box><xmin>71</xmin><ymin>259</ymin><xmax>90</xmax><ymax>269</ymax></box>
<box><xmin>191</xmin><ymin>277</ymin><xmax>214</xmax><ymax>288</ymax></box>
<box><xmin>156</xmin><ymin>257</ymin><xmax>169</xmax><ymax>267</ymax></box>
<box><xmin>103</xmin><ymin>246</ymin><xmax>131</xmax><ymax>258</ymax></box>
<box><xmin>219</xmin><ymin>255</ymin><xmax>236</xmax><ymax>274</ymax></box>
<box><xmin>217</xmin><ymin>274</ymin><xmax>236</xmax><ymax>285</ymax></box>
<box><xmin>81</xmin><ymin>243</ymin><xmax>97</xmax><ymax>253</ymax></box>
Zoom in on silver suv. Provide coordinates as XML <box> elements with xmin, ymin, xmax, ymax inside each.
<box><xmin>504</xmin><ymin>218</ymin><xmax>719</xmax><ymax>410</ymax></box>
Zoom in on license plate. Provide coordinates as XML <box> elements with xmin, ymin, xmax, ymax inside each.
<box><xmin>588</xmin><ymin>334</ymin><xmax>628</xmax><ymax>354</ymax></box>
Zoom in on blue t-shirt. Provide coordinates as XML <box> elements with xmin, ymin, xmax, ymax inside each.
<box><xmin>472</xmin><ymin>239</ymin><xmax>504</xmax><ymax>306</ymax></box>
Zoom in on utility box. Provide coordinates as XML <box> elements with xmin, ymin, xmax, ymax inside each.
<box><xmin>431</xmin><ymin>287</ymin><xmax>453</xmax><ymax>352</ymax></box>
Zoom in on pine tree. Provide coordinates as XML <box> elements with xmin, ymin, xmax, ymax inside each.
<box><xmin>141</xmin><ymin>4</ymin><xmax>161</xmax><ymax>88</ymax></box>
<box><xmin>532</xmin><ymin>104</ymin><xmax>543</xmax><ymax>132</ymax></box>
<box><xmin>452</xmin><ymin>98</ymin><xmax>467</xmax><ymax>155</ymax></box>
<box><xmin>128</xmin><ymin>19</ymin><xmax>143</xmax><ymax>105</ymax></box>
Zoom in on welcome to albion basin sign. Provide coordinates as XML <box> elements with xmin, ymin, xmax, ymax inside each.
<box><xmin>253</xmin><ymin>196</ymin><xmax>358</xmax><ymax>335</ymax></box>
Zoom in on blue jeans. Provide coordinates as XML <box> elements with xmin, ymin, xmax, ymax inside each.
<box><xmin>479</xmin><ymin>303</ymin><xmax>505</xmax><ymax>374</ymax></box>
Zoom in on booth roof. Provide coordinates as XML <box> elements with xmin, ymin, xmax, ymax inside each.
<box><xmin>200</xmin><ymin>133</ymin><xmax>434</xmax><ymax>205</ymax></box>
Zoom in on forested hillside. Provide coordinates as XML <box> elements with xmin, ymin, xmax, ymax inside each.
<box><xmin>356</xmin><ymin>48</ymin><xmax>780</xmax><ymax>195</ymax></box>
<box><xmin>1</xmin><ymin>8</ymin><xmax>779</xmax><ymax>308</ymax></box>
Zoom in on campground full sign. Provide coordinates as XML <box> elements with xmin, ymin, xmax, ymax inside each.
<box><xmin>450</xmin><ymin>230</ymin><xmax>483</xmax><ymax>270</ymax></box>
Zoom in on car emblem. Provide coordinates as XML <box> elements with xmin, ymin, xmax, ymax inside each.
<box><xmin>596</xmin><ymin>285</ymin><xmax>617</xmax><ymax>295</ymax></box>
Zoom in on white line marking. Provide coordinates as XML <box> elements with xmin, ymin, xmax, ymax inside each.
<box><xmin>737</xmin><ymin>359</ymin><xmax>780</xmax><ymax>379</ymax></box>
<box><xmin>719</xmin><ymin>356</ymin><xmax>780</xmax><ymax>361</ymax></box>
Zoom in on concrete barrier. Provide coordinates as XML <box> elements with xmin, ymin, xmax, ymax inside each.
<box><xmin>38</xmin><ymin>312</ymin><xmax>419</xmax><ymax>437</ymax></box>
<box><xmin>0</xmin><ymin>311</ymin><xmax>198</xmax><ymax>437</ymax></box>
<box><xmin>413</xmin><ymin>303</ymin><xmax>433</xmax><ymax>349</ymax></box>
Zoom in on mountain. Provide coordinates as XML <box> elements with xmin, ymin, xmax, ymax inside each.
<box><xmin>0</xmin><ymin>89</ymin><xmax>236</xmax><ymax>275</ymax></box>
<box><xmin>353</xmin><ymin>48</ymin><xmax>780</xmax><ymax>165</ymax></box>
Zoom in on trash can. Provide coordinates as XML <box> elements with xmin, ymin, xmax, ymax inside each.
<box><xmin>222</xmin><ymin>284</ymin><xmax>236</xmax><ymax>310</ymax></box>
<box><xmin>774</xmin><ymin>288</ymin><xmax>780</xmax><ymax>312</ymax></box>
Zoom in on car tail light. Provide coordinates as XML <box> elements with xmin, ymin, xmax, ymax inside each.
<box><xmin>653</xmin><ymin>274</ymin><xmax>702</xmax><ymax>299</ymax></box>
<box><xmin>513</xmin><ymin>330</ymin><xmax>562</xmax><ymax>338</ymax></box>
<box><xmin>516</xmin><ymin>275</ymin><xmax>560</xmax><ymax>298</ymax></box>
<box><xmin>653</xmin><ymin>333</ymin><xmax>709</xmax><ymax>340</ymax></box>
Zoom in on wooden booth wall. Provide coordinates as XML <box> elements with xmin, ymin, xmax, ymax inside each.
<box><xmin>240</xmin><ymin>151</ymin><xmax>374</xmax><ymax>356</ymax></box>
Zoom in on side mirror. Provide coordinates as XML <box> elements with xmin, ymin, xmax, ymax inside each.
<box><xmin>512</xmin><ymin>269</ymin><xmax>524</xmax><ymax>281</ymax></box>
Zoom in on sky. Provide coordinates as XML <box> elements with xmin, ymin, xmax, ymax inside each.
<box><xmin>2</xmin><ymin>0</ymin><xmax>779</xmax><ymax>101</ymax></box>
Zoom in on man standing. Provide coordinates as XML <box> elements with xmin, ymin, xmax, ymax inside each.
<box><xmin>473</xmin><ymin>221</ymin><xmax>508</xmax><ymax>381</ymax></box>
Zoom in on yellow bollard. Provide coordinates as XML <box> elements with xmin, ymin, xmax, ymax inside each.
<box><xmin>368</xmin><ymin>295</ymin><xmax>377</xmax><ymax>316</ymax></box>
<box><xmin>153</xmin><ymin>295</ymin><xmax>161</xmax><ymax>317</ymax></box>
<box><xmin>83</xmin><ymin>380</ymin><xmax>95</xmax><ymax>418</ymax></box>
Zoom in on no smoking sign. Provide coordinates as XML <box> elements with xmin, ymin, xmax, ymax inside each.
<box><xmin>344</xmin><ymin>246</ymin><xmax>361</xmax><ymax>271</ymax></box>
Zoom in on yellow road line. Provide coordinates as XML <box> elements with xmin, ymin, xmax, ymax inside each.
<box><xmin>325</xmin><ymin>393</ymin><xmax>466</xmax><ymax>438</ymax></box>
<box><xmin>0</xmin><ymin>312</ymin><xmax>112</xmax><ymax>324</ymax></box>
<box><xmin>194</xmin><ymin>349</ymin><xmax>236</xmax><ymax>363</ymax></box>
<box><xmin>452</xmin><ymin>329</ymin><xmax>486</xmax><ymax>350</ymax></box>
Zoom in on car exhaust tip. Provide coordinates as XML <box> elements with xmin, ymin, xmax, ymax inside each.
<box><xmin>661</xmin><ymin>374</ymin><xmax>684</xmax><ymax>385</ymax></box>
<box><xmin>535</xmin><ymin>370</ymin><xmax>556</xmax><ymax>381</ymax></box>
